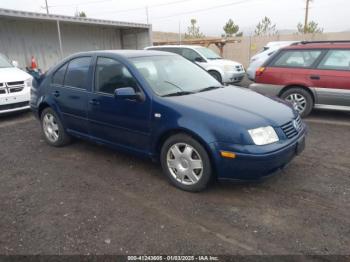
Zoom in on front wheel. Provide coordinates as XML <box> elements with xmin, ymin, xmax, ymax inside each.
<box><xmin>160</xmin><ymin>134</ymin><xmax>212</xmax><ymax>192</ymax></box>
<box><xmin>209</xmin><ymin>71</ymin><xmax>222</xmax><ymax>84</ymax></box>
<box><xmin>280</xmin><ymin>87</ymin><xmax>314</xmax><ymax>117</ymax></box>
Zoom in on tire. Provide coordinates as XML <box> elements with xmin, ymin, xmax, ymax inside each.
<box><xmin>41</xmin><ymin>107</ymin><xmax>71</xmax><ymax>147</ymax></box>
<box><xmin>280</xmin><ymin>87</ymin><xmax>314</xmax><ymax>117</ymax></box>
<box><xmin>209</xmin><ymin>71</ymin><xmax>222</xmax><ymax>84</ymax></box>
<box><xmin>160</xmin><ymin>134</ymin><xmax>212</xmax><ymax>192</ymax></box>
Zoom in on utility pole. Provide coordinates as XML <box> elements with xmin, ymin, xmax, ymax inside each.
<box><xmin>178</xmin><ymin>20</ymin><xmax>182</xmax><ymax>45</ymax></box>
<box><xmin>304</xmin><ymin>0</ymin><xmax>311</xmax><ymax>34</ymax></box>
<box><xmin>44</xmin><ymin>0</ymin><xmax>49</xmax><ymax>14</ymax></box>
<box><xmin>145</xmin><ymin>6</ymin><xmax>149</xmax><ymax>24</ymax></box>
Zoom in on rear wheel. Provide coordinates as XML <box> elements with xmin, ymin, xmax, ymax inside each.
<box><xmin>280</xmin><ymin>87</ymin><xmax>313</xmax><ymax>117</ymax></box>
<box><xmin>209</xmin><ymin>71</ymin><xmax>222</xmax><ymax>84</ymax></box>
<box><xmin>41</xmin><ymin>107</ymin><xmax>71</xmax><ymax>147</ymax></box>
<box><xmin>160</xmin><ymin>134</ymin><xmax>212</xmax><ymax>192</ymax></box>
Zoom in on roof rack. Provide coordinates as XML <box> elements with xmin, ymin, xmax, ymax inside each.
<box><xmin>292</xmin><ymin>40</ymin><xmax>350</xmax><ymax>45</ymax></box>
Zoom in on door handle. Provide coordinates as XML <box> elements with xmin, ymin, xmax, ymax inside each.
<box><xmin>89</xmin><ymin>99</ymin><xmax>100</xmax><ymax>105</ymax></box>
<box><xmin>52</xmin><ymin>90</ymin><xmax>60</xmax><ymax>97</ymax></box>
<box><xmin>310</xmin><ymin>75</ymin><xmax>320</xmax><ymax>80</ymax></box>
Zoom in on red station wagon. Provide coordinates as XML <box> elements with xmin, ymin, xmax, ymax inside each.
<box><xmin>249</xmin><ymin>41</ymin><xmax>350</xmax><ymax>117</ymax></box>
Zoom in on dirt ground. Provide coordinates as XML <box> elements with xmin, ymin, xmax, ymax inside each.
<box><xmin>0</xmin><ymin>109</ymin><xmax>349</xmax><ymax>255</ymax></box>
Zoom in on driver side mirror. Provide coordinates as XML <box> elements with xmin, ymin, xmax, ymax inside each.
<box><xmin>114</xmin><ymin>87</ymin><xmax>142</xmax><ymax>101</ymax></box>
<box><xmin>194</xmin><ymin>57</ymin><xmax>206</xmax><ymax>63</ymax></box>
<box><xmin>11</xmin><ymin>60</ymin><xmax>19</xmax><ymax>67</ymax></box>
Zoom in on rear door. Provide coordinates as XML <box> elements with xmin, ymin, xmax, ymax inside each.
<box><xmin>51</xmin><ymin>56</ymin><xmax>93</xmax><ymax>134</ymax></box>
<box><xmin>261</xmin><ymin>49</ymin><xmax>324</xmax><ymax>86</ymax></box>
<box><xmin>313</xmin><ymin>49</ymin><xmax>350</xmax><ymax>107</ymax></box>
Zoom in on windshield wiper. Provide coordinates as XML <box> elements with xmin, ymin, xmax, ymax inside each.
<box><xmin>196</xmin><ymin>85</ymin><xmax>223</xmax><ymax>93</ymax></box>
<box><xmin>162</xmin><ymin>91</ymin><xmax>194</xmax><ymax>97</ymax></box>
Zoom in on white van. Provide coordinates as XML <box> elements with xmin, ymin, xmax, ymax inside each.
<box><xmin>145</xmin><ymin>45</ymin><xmax>245</xmax><ymax>84</ymax></box>
<box><xmin>247</xmin><ymin>41</ymin><xmax>299</xmax><ymax>81</ymax></box>
<box><xmin>0</xmin><ymin>54</ymin><xmax>32</xmax><ymax>114</ymax></box>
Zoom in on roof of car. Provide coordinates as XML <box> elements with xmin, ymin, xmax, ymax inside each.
<box><xmin>284</xmin><ymin>41</ymin><xmax>350</xmax><ymax>50</ymax></box>
<box><xmin>73</xmin><ymin>49</ymin><xmax>177</xmax><ymax>58</ymax></box>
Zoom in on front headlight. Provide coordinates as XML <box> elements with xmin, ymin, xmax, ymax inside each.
<box><xmin>25</xmin><ymin>77</ymin><xmax>33</xmax><ymax>87</ymax></box>
<box><xmin>248</xmin><ymin>126</ymin><xmax>279</xmax><ymax>145</ymax></box>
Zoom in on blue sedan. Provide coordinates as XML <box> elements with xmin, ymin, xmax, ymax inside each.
<box><xmin>30</xmin><ymin>50</ymin><xmax>306</xmax><ymax>192</ymax></box>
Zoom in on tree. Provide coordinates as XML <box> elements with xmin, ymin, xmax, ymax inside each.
<box><xmin>185</xmin><ymin>19</ymin><xmax>205</xmax><ymax>39</ymax></box>
<box><xmin>254</xmin><ymin>16</ymin><xmax>277</xmax><ymax>36</ymax></box>
<box><xmin>223</xmin><ymin>19</ymin><xmax>239</xmax><ymax>37</ymax></box>
<box><xmin>75</xmin><ymin>11</ymin><xmax>87</xmax><ymax>17</ymax></box>
<box><xmin>297</xmin><ymin>21</ymin><xmax>323</xmax><ymax>34</ymax></box>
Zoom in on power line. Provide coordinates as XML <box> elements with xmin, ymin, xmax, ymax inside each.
<box><xmin>151</xmin><ymin>0</ymin><xmax>260</xmax><ymax>20</ymax></box>
<box><xmin>49</xmin><ymin>0</ymin><xmax>113</xmax><ymax>8</ymax></box>
<box><xmin>90</xmin><ymin>0</ymin><xmax>193</xmax><ymax>15</ymax></box>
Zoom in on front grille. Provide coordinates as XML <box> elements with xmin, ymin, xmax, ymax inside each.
<box><xmin>8</xmin><ymin>86</ymin><xmax>24</xmax><ymax>93</ymax></box>
<box><xmin>7</xmin><ymin>81</ymin><xmax>24</xmax><ymax>86</ymax></box>
<box><xmin>281</xmin><ymin>115</ymin><xmax>303</xmax><ymax>139</ymax></box>
<box><xmin>0</xmin><ymin>101</ymin><xmax>29</xmax><ymax>111</ymax></box>
<box><xmin>0</xmin><ymin>81</ymin><xmax>25</xmax><ymax>94</ymax></box>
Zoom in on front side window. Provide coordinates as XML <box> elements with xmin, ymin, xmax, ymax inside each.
<box><xmin>95</xmin><ymin>57</ymin><xmax>138</xmax><ymax>95</ymax></box>
<box><xmin>272</xmin><ymin>50</ymin><xmax>322</xmax><ymax>68</ymax></box>
<box><xmin>64</xmin><ymin>57</ymin><xmax>92</xmax><ymax>89</ymax></box>
<box><xmin>52</xmin><ymin>63</ymin><xmax>68</xmax><ymax>85</ymax></box>
<box><xmin>317</xmin><ymin>50</ymin><xmax>350</xmax><ymax>70</ymax></box>
<box><xmin>181</xmin><ymin>49</ymin><xmax>203</xmax><ymax>62</ymax></box>
<box><xmin>131</xmin><ymin>55</ymin><xmax>220</xmax><ymax>96</ymax></box>
<box><xmin>194</xmin><ymin>47</ymin><xmax>221</xmax><ymax>60</ymax></box>
<box><xmin>0</xmin><ymin>54</ymin><xmax>13</xmax><ymax>68</ymax></box>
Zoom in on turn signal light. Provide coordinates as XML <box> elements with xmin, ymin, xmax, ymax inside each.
<box><xmin>255</xmin><ymin>67</ymin><xmax>265</xmax><ymax>77</ymax></box>
<box><xmin>220</xmin><ymin>151</ymin><xmax>236</xmax><ymax>159</ymax></box>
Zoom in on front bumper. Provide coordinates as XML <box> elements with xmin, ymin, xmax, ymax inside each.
<box><xmin>223</xmin><ymin>71</ymin><xmax>246</xmax><ymax>83</ymax></box>
<box><xmin>210</xmin><ymin>130</ymin><xmax>306</xmax><ymax>181</ymax></box>
<box><xmin>0</xmin><ymin>89</ymin><xmax>30</xmax><ymax>114</ymax></box>
<box><xmin>249</xmin><ymin>83</ymin><xmax>284</xmax><ymax>97</ymax></box>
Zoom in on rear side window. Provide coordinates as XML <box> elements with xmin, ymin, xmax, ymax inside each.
<box><xmin>317</xmin><ymin>50</ymin><xmax>350</xmax><ymax>71</ymax></box>
<box><xmin>52</xmin><ymin>63</ymin><xmax>68</xmax><ymax>85</ymax></box>
<box><xmin>95</xmin><ymin>57</ymin><xmax>138</xmax><ymax>95</ymax></box>
<box><xmin>149</xmin><ymin>47</ymin><xmax>181</xmax><ymax>55</ymax></box>
<box><xmin>64</xmin><ymin>57</ymin><xmax>92</xmax><ymax>89</ymax></box>
<box><xmin>181</xmin><ymin>49</ymin><xmax>202</xmax><ymax>62</ymax></box>
<box><xmin>272</xmin><ymin>50</ymin><xmax>322</xmax><ymax>68</ymax></box>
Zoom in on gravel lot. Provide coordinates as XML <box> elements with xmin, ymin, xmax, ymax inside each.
<box><xmin>0</xmin><ymin>109</ymin><xmax>349</xmax><ymax>255</ymax></box>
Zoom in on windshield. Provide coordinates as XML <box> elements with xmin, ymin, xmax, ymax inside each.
<box><xmin>131</xmin><ymin>55</ymin><xmax>221</xmax><ymax>97</ymax></box>
<box><xmin>0</xmin><ymin>54</ymin><xmax>13</xmax><ymax>68</ymax></box>
<box><xmin>194</xmin><ymin>47</ymin><xmax>222</xmax><ymax>60</ymax></box>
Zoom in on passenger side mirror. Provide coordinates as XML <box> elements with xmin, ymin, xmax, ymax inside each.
<box><xmin>12</xmin><ymin>60</ymin><xmax>19</xmax><ymax>67</ymax></box>
<box><xmin>114</xmin><ymin>87</ymin><xmax>142</xmax><ymax>101</ymax></box>
<box><xmin>194</xmin><ymin>57</ymin><xmax>206</xmax><ymax>63</ymax></box>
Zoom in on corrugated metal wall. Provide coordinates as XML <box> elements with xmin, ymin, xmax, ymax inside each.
<box><xmin>0</xmin><ymin>17</ymin><xmax>150</xmax><ymax>70</ymax></box>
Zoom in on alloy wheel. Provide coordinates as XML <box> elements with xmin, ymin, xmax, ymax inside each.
<box><xmin>285</xmin><ymin>93</ymin><xmax>307</xmax><ymax>114</ymax></box>
<box><xmin>43</xmin><ymin>113</ymin><xmax>59</xmax><ymax>143</ymax></box>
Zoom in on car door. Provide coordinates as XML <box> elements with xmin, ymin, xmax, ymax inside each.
<box><xmin>50</xmin><ymin>56</ymin><xmax>92</xmax><ymax>135</ymax></box>
<box><xmin>88</xmin><ymin>56</ymin><xmax>152</xmax><ymax>152</ymax></box>
<box><xmin>312</xmin><ymin>49</ymin><xmax>350</xmax><ymax>107</ymax></box>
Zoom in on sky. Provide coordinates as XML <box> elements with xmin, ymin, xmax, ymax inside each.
<box><xmin>1</xmin><ymin>0</ymin><xmax>349</xmax><ymax>36</ymax></box>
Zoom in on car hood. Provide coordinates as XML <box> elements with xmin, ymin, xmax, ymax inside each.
<box><xmin>0</xmin><ymin>67</ymin><xmax>31</xmax><ymax>82</ymax></box>
<box><xmin>207</xmin><ymin>59</ymin><xmax>242</xmax><ymax>67</ymax></box>
<box><xmin>165</xmin><ymin>86</ymin><xmax>296</xmax><ymax>129</ymax></box>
